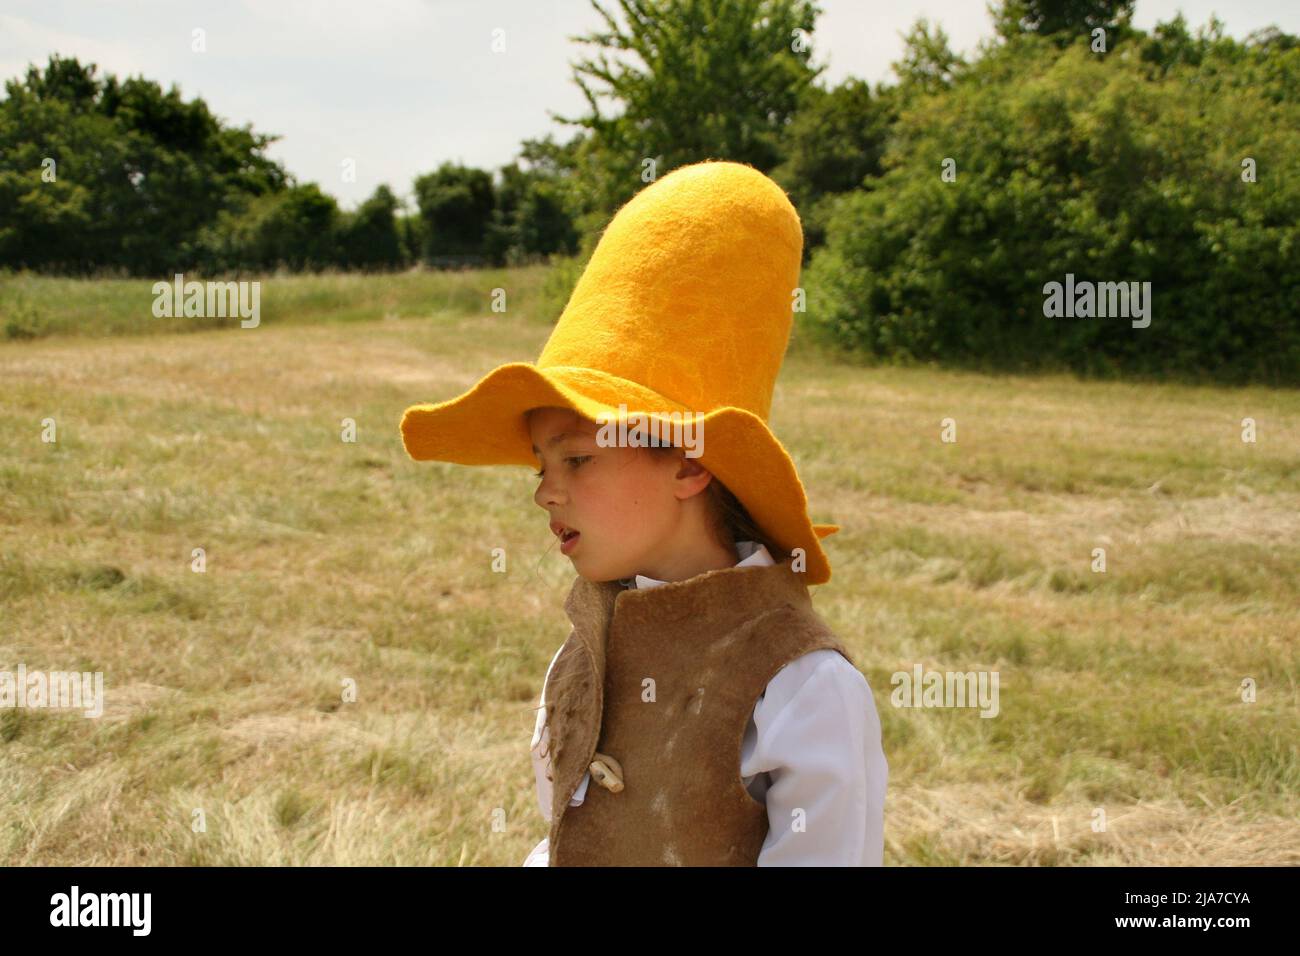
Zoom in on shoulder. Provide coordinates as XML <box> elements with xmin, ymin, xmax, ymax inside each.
<box><xmin>751</xmin><ymin>649</ymin><xmax>875</xmax><ymax>742</ymax></box>
<box><xmin>746</xmin><ymin>647</ymin><xmax>887</xmax><ymax>796</ymax></box>
<box><xmin>765</xmin><ymin>647</ymin><xmax>867</xmax><ymax>703</ymax></box>
<box><xmin>748</xmin><ymin>594</ymin><xmax>855</xmax><ymax>666</ymax></box>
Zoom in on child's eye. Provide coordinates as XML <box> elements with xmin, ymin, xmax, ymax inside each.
<box><xmin>530</xmin><ymin>455</ymin><xmax>592</xmax><ymax>478</ymax></box>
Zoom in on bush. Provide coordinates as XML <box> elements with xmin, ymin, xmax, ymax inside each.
<box><xmin>193</xmin><ymin>184</ymin><xmax>342</xmax><ymax>273</ymax></box>
<box><xmin>803</xmin><ymin>37</ymin><xmax>1300</xmax><ymax>385</ymax></box>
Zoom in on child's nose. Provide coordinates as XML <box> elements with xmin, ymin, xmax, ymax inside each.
<box><xmin>533</xmin><ymin>474</ymin><xmax>564</xmax><ymax>509</ymax></box>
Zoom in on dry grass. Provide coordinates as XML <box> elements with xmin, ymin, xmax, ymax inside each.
<box><xmin>1</xmin><ymin>277</ymin><xmax>1297</xmax><ymax>866</ymax></box>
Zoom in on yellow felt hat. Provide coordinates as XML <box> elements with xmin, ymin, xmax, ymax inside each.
<box><xmin>399</xmin><ymin>159</ymin><xmax>838</xmax><ymax>583</ymax></box>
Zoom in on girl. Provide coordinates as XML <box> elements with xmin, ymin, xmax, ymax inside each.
<box><xmin>400</xmin><ymin>160</ymin><xmax>888</xmax><ymax>866</ymax></box>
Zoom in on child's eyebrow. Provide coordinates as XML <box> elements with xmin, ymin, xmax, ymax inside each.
<box><xmin>530</xmin><ymin>430</ymin><xmax>589</xmax><ymax>455</ymax></box>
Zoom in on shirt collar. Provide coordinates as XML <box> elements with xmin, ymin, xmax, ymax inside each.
<box><xmin>623</xmin><ymin>541</ymin><xmax>774</xmax><ymax>591</ymax></box>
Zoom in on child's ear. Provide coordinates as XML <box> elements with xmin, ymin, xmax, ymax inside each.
<box><xmin>676</xmin><ymin>455</ymin><xmax>717</xmax><ymax>496</ymax></box>
<box><xmin>674</xmin><ymin>456</ymin><xmax>710</xmax><ymax>480</ymax></box>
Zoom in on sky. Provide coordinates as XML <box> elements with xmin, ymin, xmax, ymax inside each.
<box><xmin>2</xmin><ymin>0</ymin><xmax>1296</xmax><ymax>210</ymax></box>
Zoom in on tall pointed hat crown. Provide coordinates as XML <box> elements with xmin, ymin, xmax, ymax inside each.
<box><xmin>400</xmin><ymin>160</ymin><xmax>838</xmax><ymax>582</ymax></box>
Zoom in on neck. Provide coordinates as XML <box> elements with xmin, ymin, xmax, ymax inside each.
<box><xmin>565</xmin><ymin>552</ymin><xmax>809</xmax><ymax>642</ymax></box>
<box><xmin>636</xmin><ymin>537</ymin><xmax>737</xmax><ymax>584</ymax></box>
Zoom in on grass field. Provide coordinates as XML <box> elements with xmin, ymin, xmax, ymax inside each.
<box><xmin>1</xmin><ymin>270</ymin><xmax>1297</xmax><ymax>865</ymax></box>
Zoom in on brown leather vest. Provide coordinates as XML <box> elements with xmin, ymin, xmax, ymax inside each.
<box><xmin>542</xmin><ymin>557</ymin><xmax>853</xmax><ymax>866</ymax></box>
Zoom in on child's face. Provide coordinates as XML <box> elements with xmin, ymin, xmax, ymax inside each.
<box><xmin>528</xmin><ymin>406</ymin><xmax>712</xmax><ymax>582</ymax></box>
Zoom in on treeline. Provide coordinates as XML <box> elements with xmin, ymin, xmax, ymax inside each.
<box><xmin>0</xmin><ymin>0</ymin><xmax>838</xmax><ymax>276</ymax></box>
<box><xmin>2</xmin><ymin>0</ymin><xmax>1298</xmax><ymax>382</ymax></box>
<box><xmin>0</xmin><ymin>56</ymin><xmax>581</xmax><ymax>274</ymax></box>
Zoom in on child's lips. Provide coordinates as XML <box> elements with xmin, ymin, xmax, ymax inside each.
<box><xmin>560</xmin><ymin>530</ymin><xmax>581</xmax><ymax>555</ymax></box>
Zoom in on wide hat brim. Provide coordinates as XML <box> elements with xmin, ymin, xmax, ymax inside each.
<box><xmin>399</xmin><ymin>362</ymin><xmax>838</xmax><ymax>584</ymax></box>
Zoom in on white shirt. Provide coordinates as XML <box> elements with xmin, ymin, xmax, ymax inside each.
<box><xmin>523</xmin><ymin>542</ymin><xmax>888</xmax><ymax>866</ymax></box>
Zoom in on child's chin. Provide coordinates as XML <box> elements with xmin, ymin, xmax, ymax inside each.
<box><xmin>571</xmin><ymin>559</ymin><xmax>625</xmax><ymax>584</ymax></box>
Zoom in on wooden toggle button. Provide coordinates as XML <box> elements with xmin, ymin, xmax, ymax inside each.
<box><xmin>589</xmin><ymin>751</ymin><xmax>624</xmax><ymax>793</ymax></box>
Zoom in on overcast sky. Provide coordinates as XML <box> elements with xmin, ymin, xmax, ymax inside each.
<box><xmin>3</xmin><ymin>1</ymin><xmax>1295</xmax><ymax>209</ymax></box>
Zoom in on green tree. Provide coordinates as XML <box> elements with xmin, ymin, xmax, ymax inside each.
<box><xmin>770</xmin><ymin>78</ymin><xmax>896</xmax><ymax>257</ymax></box>
<box><xmin>1138</xmin><ymin>13</ymin><xmax>1205</xmax><ymax>73</ymax></box>
<box><xmin>412</xmin><ymin>162</ymin><xmax>496</xmax><ymax>265</ymax></box>
<box><xmin>1136</xmin><ymin>17</ymin><xmax>1300</xmax><ymax>105</ymax></box>
<box><xmin>195</xmin><ymin>183</ymin><xmax>339</xmax><ymax>271</ymax></box>
<box><xmin>549</xmin><ymin>0</ymin><xmax>823</xmax><ymax>220</ymax></box>
<box><xmin>804</xmin><ymin>36</ymin><xmax>1300</xmax><ymax>384</ymax></box>
<box><xmin>485</xmin><ymin>160</ymin><xmax>580</xmax><ymax>265</ymax></box>
<box><xmin>990</xmin><ymin>0</ymin><xmax>1134</xmax><ymax>44</ymax></box>
<box><xmin>338</xmin><ymin>184</ymin><xmax>404</xmax><ymax>270</ymax></box>
<box><xmin>893</xmin><ymin>18</ymin><xmax>966</xmax><ymax>94</ymax></box>
<box><xmin>0</xmin><ymin>54</ymin><xmax>286</xmax><ymax>274</ymax></box>
<box><xmin>396</xmin><ymin>209</ymin><xmax>425</xmax><ymax>265</ymax></box>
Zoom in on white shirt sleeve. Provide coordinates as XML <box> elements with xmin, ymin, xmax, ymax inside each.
<box><xmin>741</xmin><ymin>649</ymin><xmax>888</xmax><ymax>866</ymax></box>
<box><xmin>522</xmin><ymin>836</ymin><xmax>550</xmax><ymax>866</ymax></box>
